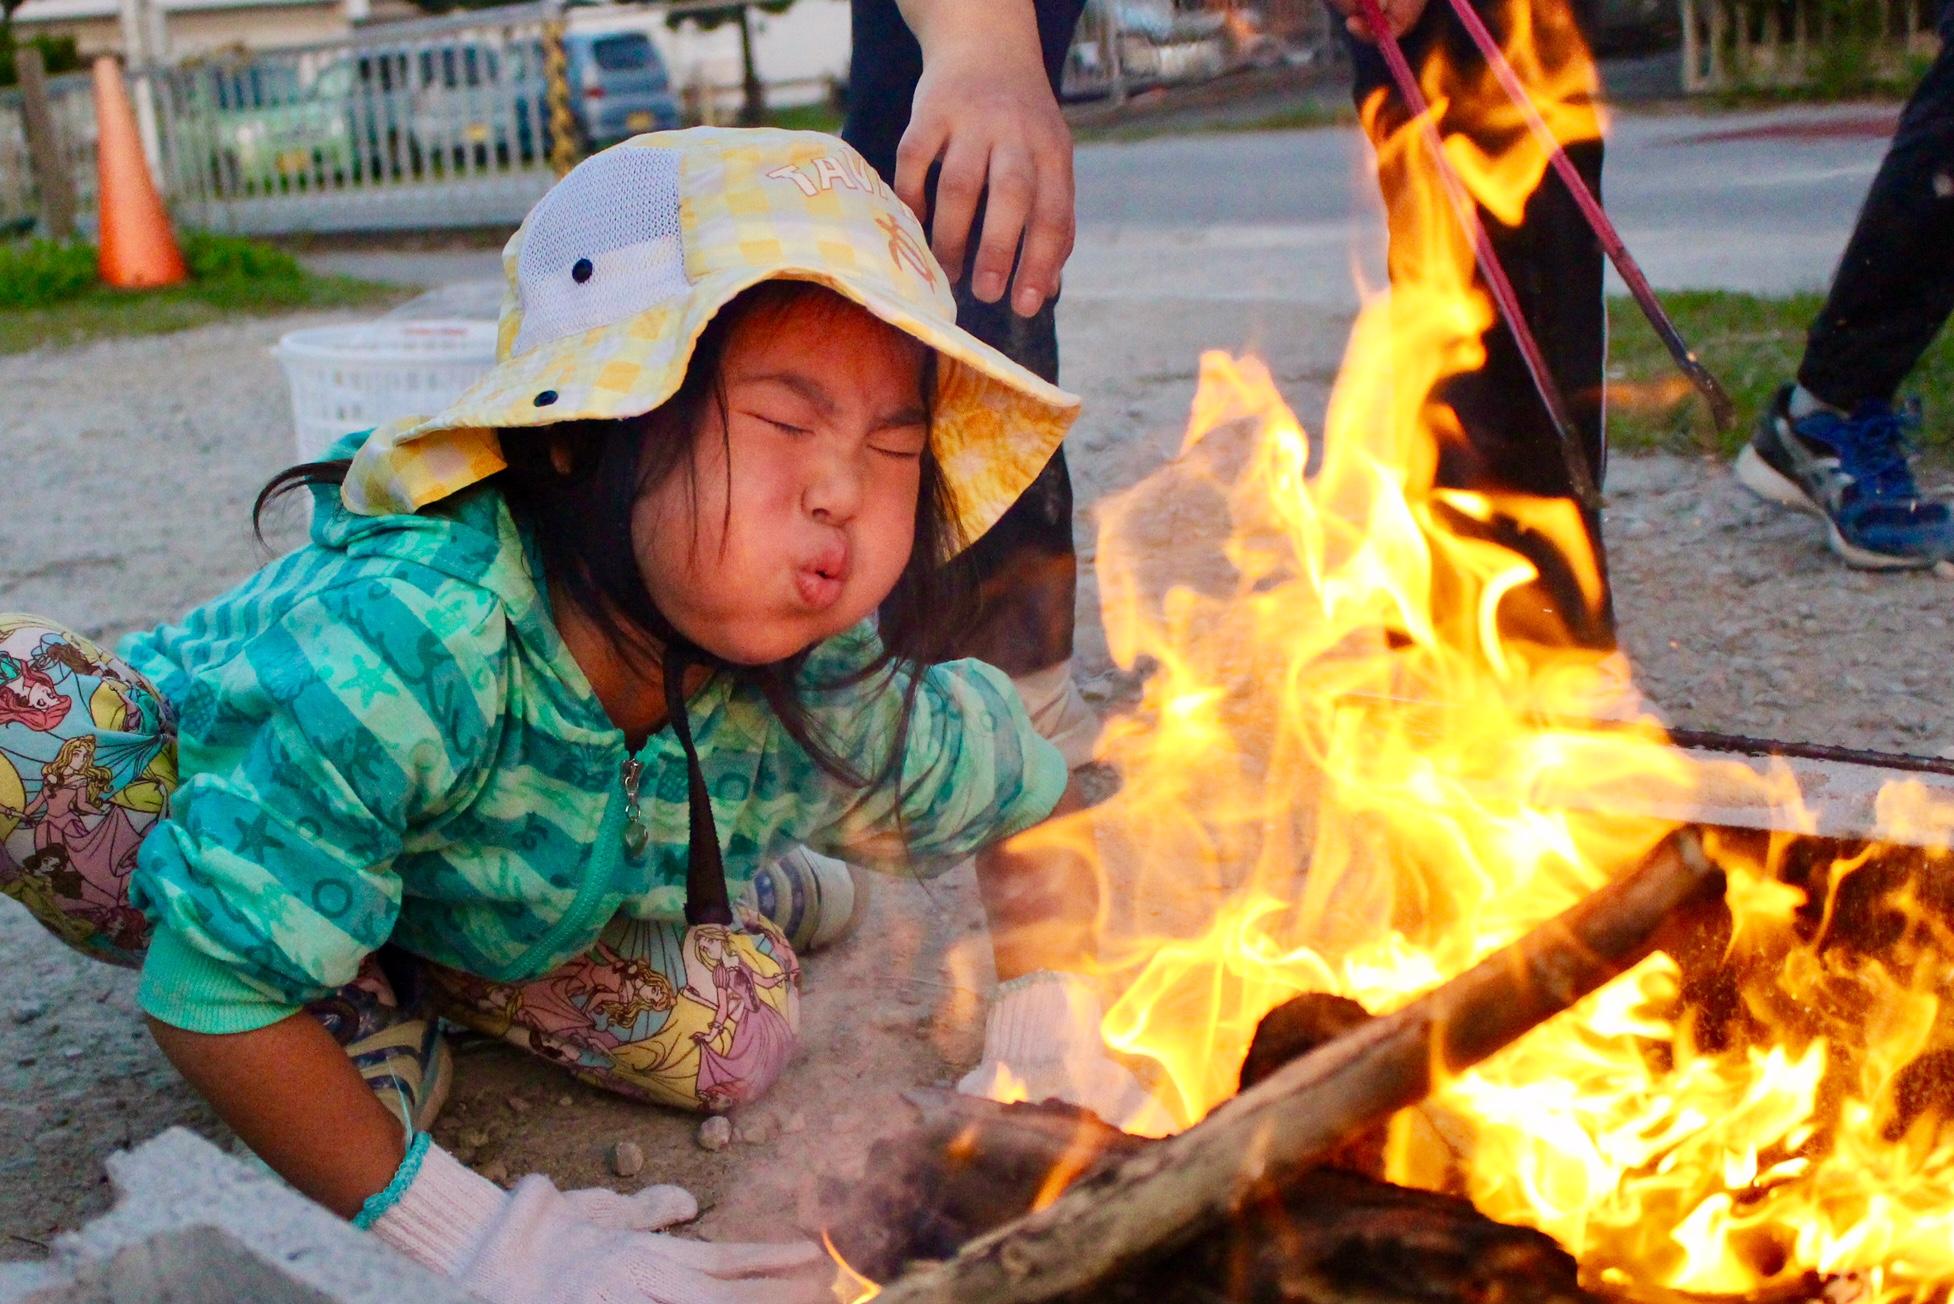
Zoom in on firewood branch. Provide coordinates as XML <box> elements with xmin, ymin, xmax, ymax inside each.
<box><xmin>872</xmin><ymin>828</ymin><xmax>1724</xmax><ymax>1304</ymax></box>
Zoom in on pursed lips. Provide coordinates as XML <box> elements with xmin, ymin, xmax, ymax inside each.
<box><xmin>794</xmin><ymin>533</ymin><xmax>851</xmax><ymax>610</ymax></box>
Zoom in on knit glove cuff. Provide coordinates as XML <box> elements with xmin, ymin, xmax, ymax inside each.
<box><xmin>369</xmin><ymin>1139</ymin><xmax>507</xmax><ymax>1278</ymax></box>
<box><xmin>980</xmin><ymin>969</ymin><xmax>1104</xmax><ymax>1066</ymax></box>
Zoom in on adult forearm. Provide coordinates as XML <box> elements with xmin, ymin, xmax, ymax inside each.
<box><xmin>147</xmin><ymin>1012</ymin><xmax>407</xmax><ymax>1219</ymax></box>
<box><xmin>974</xmin><ymin>777</ymin><xmax>1100</xmax><ymax>981</ymax></box>
<box><xmin>894</xmin><ymin>0</ymin><xmax>1045</xmax><ymax>70</ymax></box>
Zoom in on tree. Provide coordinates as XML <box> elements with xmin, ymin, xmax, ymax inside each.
<box><xmin>666</xmin><ymin>0</ymin><xmax>795</xmax><ymax>126</ymax></box>
<box><xmin>0</xmin><ymin>0</ymin><xmax>82</xmax><ymax>92</ymax></box>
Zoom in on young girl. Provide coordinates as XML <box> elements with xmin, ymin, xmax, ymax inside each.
<box><xmin>1</xmin><ymin>128</ymin><xmax>1162</xmax><ymax>1302</ymax></box>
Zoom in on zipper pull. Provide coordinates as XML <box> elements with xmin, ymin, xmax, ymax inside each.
<box><xmin>620</xmin><ymin>758</ymin><xmax>648</xmax><ymax>856</ymax></box>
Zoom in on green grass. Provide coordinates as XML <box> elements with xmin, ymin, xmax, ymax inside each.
<box><xmin>0</xmin><ymin>232</ymin><xmax>403</xmax><ymax>354</ymax></box>
<box><xmin>1711</xmin><ymin>43</ymin><xmax>1932</xmax><ymax>106</ymax></box>
<box><xmin>757</xmin><ymin>102</ymin><xmax>843</xmax><ymax>134</ymax></box>
<box><xmin>1605</xmin><ymin>289</ymin><xmax>1954</xmax><ymax>459</ymax></box>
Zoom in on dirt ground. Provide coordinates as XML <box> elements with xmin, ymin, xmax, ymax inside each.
<box><xmin>4</xmin><ymin>298</ymin><xmax>1952</xmax><ymax>1263</ymax></box>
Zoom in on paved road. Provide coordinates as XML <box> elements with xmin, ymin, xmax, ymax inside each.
<box><xmin>304</xmin><ymin>104</ymin><xmax>1890</xmax><ymax>310</ymax></box>
<box><xmin>1065</xmin><ymin>103</ymin><xmax>1890</xmax><ymax>307</ymax></box>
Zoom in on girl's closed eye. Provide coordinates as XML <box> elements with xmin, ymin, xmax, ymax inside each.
<box><xmin>870</xmin><ymin>429</ymin><xmax>927</xmax><ymax>460</ymax></box>
<box><xmin>743</xmin><ymin>411</ymin><xmax>813</xmax><ymax>436</ymax></box>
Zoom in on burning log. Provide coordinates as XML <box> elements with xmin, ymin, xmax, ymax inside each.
<box><xmin>830</xmin><ymin>1058</ymin><xmax>1598</xmax><ymax>1302</ymax></box>
<box><xmin>869</xmin><ymin>829</ymin><xmax>1723</xmax><ymax>1304</ymax></box>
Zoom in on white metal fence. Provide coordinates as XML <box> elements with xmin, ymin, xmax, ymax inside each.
<box><xmin>0</xmin><ymin>6</ymin><xmax>564</xmax><ymax>237</ymax></box>
<box><xmin>0</xmin><ymin>0</ymin><xmax>1344</xmax><ymax>240</ymax></box>
<box><xmin>157</xmin><ymin>4</ymin><xmax>561</xmax><ymax>234</ymax></box>
<box><xmin>0</xmin><ymin>69</ymin><xmax>98</xmax><ymax>237</ymax></box>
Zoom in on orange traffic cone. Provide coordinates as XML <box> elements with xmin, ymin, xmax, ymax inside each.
<box><xmin>92</xmin><ymin>55</ymin><xmax>187</xmax><ymax>289</ymax></box>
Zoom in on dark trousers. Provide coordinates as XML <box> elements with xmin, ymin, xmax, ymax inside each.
<box><xmin>843</xmin><ymin>0</ymin><xmax>1088</xmax><ymax>675</ymax></box>
<box><xmin>1346</xmin><ymin>0</ymin><xmax>1616</xmax><ymax>649</ymax></box>
<box><xmin>1799</xmin><ymin>0</ymin><xmax>1954</xmax><ymax>410</ymax></box>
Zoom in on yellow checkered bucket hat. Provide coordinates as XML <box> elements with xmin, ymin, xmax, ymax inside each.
<box><xmin>342</xmin><ymin>126</ymin><xmax>1080</xmax><ymax>548</ymax></box>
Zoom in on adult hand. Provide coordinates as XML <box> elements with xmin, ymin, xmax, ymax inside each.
<box><xmin>892</xmin><ymin>15</ymin><xmax>1075</xmax><ymax>317</ymax></box>
<box><xmin>371</xmin><ymin>1141</ymin><xmax>829</xmax><ymax>1303</ymax></box>
<box><xmin>1331</xmin><ymin>0</ymin><xmax>1430</xmax><ymax>41</ymax></box>
<box><xmin>956</xmin><ymin>970</ymin><xmax>1176</xmax><ymax>1138</ymax></box>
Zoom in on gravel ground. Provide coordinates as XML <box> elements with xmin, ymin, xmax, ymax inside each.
<box><xmin>3</xmin><ymin>301</ymin><xmax>1951</xmax><ymax>1262</ymax></box>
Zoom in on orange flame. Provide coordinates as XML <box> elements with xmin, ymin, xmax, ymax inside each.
<box><xmin>823</xmin><ymin>1230</ymin><xmax>881</xmax><ymax>1303</ymax></box>
<box><xmin>998</xmin><ymin>3</ymin><xmax>1954</xmax><ymax>1299</ymax></box>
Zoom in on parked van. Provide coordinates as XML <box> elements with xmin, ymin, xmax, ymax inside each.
<box><xmin>355</xmin><ymin>29</ymin><xmax>677</xmax><ymax>170</ymax></box>
<box><xmin>174</xmin><ymin>27</ymin><xmax>681</xmax><ymax>195</ymax></box>
<box><xmin>565</xmin><ymin>31</ymin><xmax>679</xmax><ymax>148</ymax></box>
<box><xmin>174</xmin><ymin>57</ymin><xmax>359</xmax><ymax>193</ymax></box>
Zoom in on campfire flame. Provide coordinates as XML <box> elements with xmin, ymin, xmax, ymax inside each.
<box><xmin>991</xmin><ymin>5</ymin><xmax>1954</xmax><ymax>1300</ymax></box>
<box><xmin>824</xmin><ymin>1230</ymin><xmax>882</xmax><ymax>1302</ymax></box>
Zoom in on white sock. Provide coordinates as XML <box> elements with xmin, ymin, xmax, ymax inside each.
<box><xmin>1789</xmin><ymin>384</ymin><xmax>1844</xmax><ymax>420</ymax></box>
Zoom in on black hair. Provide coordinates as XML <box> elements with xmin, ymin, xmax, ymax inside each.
<box><xmin>256</xmin><ymin>280</ymin><xmax>976</xmax><ymax>794</ymax></box>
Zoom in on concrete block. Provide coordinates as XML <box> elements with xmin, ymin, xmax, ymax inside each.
<box><xmin>0</xmin><ymin>1129</ymin><xmax>475</xmax><ymax>1304</ymax></box>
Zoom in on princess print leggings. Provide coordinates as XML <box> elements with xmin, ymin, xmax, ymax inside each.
<box><xmin>0</xmin><ymin>614</ymin><xmax>798</xmax><ymax>1113</ymax></box>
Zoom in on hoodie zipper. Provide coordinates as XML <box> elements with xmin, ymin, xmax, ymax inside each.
<box><xmin>620</xmin><ymin>757</ymin><xmax>649</xmax><ymax>856</ymax></box>
<box><xmin>504</xmin><ymin>742</ymin><xmax>649</xmax><ymax>979</ymax></box>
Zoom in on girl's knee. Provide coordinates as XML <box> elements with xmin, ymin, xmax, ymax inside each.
<box><xmin>428</xmin><ymin>917</ymin><xmax>803</xmax><ymax>1112</ymax></box>
<box><xmin>1</xmin><ymin>615</ymin><xmax>176</xmax><ymax>969</ymax></box>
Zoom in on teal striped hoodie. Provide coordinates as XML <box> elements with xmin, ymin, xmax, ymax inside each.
<box><xmin>123</xmin><ymin>454</ymin><xmax>1066</xmax><ymax>1035</ymax></box>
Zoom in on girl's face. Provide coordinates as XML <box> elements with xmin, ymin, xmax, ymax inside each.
<box><xmin>633</xmin><ymin>293</ymin><xmax>930</xmax><ymax>666</ymax></box>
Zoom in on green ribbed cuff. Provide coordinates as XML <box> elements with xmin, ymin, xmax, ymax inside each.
<box><xmin>991</xmin><ymin>733</ymin><xmax>1070</xmax><ymax>845</ymax></box>
<box><xmin>138</xmin><ymin>926</ymin><xmax>302</xmax><ymax>1034</ymax></box>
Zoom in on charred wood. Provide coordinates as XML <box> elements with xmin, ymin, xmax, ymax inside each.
<box><xmin>867</xmin><ymin>830</ymin><xmax>1724</xmax><ymax>1304</ymax></box>
<box><xmin>824</xmin><ymin>1092</ymin><xmax>1597</xmax><ymax>1304</ymax></box>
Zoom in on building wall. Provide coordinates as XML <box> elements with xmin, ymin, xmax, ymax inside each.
<box><xmin>15</xmin><ymin>4</ymin><xmax>364</xmax><ymax>59</ymax></box>
<box><xmin>162</xmin><ymin>6</ymin><xmax>370</xmax><ymax>56</ymax></box>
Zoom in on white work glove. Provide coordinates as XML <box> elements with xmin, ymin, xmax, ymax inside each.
<box><xmin>371</xmin><ymin>1141</ymin><xmax>827</xmax><ymax>1303</ymax></box>
<box><xmin>956</xmin><ymin>970</ymin><xmax>1176</xmax><ymax>1138</ymax></box>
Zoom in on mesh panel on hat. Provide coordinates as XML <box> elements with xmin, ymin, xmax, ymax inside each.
<box><xmin>511</xmin><ymin>147</ymin><xmax>690</xmax><ymax>358</ymax></box>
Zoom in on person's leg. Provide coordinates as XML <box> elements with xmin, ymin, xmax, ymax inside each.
<box><xmin>1735</xmin><ymin>0</ymin><xmax>1954</xmax><ymax>568</ymax></box>
<box><xmin>843</xmin><ymin>0</ymin><xmax>1099</xmax><ymax>762</ymax></box>
<box><xmin>1797</xmin><ymin>0</ymin><xmax>1954</xmax><ymax>410</ymax></box>
<box><xmin>1346</xmin><ymin>0</ymin><xmax>1614</xmax><ymax>648</ymax></box>
<box><xmin>428</xmin><ymin>911</ymin><xmax>802</xmax><ymax>1112</ymax></box>
<box><xmin>0</xmin><ymin>615</ymin><xmax>449</xmax><ymax>1130</ymax></box>
<box><xmin>1</xmin><ymin>616</ymin><xmax>177</xmax><ymax>967</ymax></box>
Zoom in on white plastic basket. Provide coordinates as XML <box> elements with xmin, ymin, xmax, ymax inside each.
<box><xmin>274</xmin><ymin>320</ymin><xmax>500</xmax><ymax>463</ymax></box>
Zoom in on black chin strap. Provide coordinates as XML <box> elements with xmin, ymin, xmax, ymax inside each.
<box><xmin>660</xmin><ymin>641</ymin><xmax>733</xmax><ymax>927</ymax></box>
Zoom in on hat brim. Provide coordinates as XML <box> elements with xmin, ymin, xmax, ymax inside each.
<box><xmin>342</xmin><ymin>265</ymin><xmax>1080</xmax><ymax>551</ymax></box>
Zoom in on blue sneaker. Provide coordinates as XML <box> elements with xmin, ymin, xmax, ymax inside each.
<box><xmin>1736</xmin><ymin>385</ymin><xmax>1954</xmax><ymax>569</ymax></box>
<box><xmin>305</xmin><ymin>958</ymin><xmax>452</xmax><ymax>1133</ymax></box>
<box><xmin>743</xmin><ymin>846</ymin><xmax>870</xmax><ymax>953</ymax></box>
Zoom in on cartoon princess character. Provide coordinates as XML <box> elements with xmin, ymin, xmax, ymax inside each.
<box><xmin>32</xmin><ymin>638</ymin><xmax>105</xmax><ymax>680</ymax></box>
<box><xmin>11</xmin><ymin>737</ymin><xmax>145</xmax><ymax>900</ymax></box>
<box><xmin>590</xmin><ymin>954</ymin><xmax>678</xmax><ymax>1029</ymax></box>
<box><xmin>0</xmin><ymin>843</ymin><xmax>98</xmax><ymax>955</ymax></box>
<box><xmin>95</xmin><ymin>670</ymin><xmax>159</xmax><ymax>736</ymax></box>
<box><xmin>686</xmin><ymin>926</ymin><xmax>796</xmax><ymax>1111</ymax></box>
<box><xmin>0</xmin><ymin>651</ymin><xmax>71</xmax><ymax>732</ymax></box>
<box><xmin>519</xmin><ymin>943</ymin><xmax>676</xmax><ymax>1054</ymax></box>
